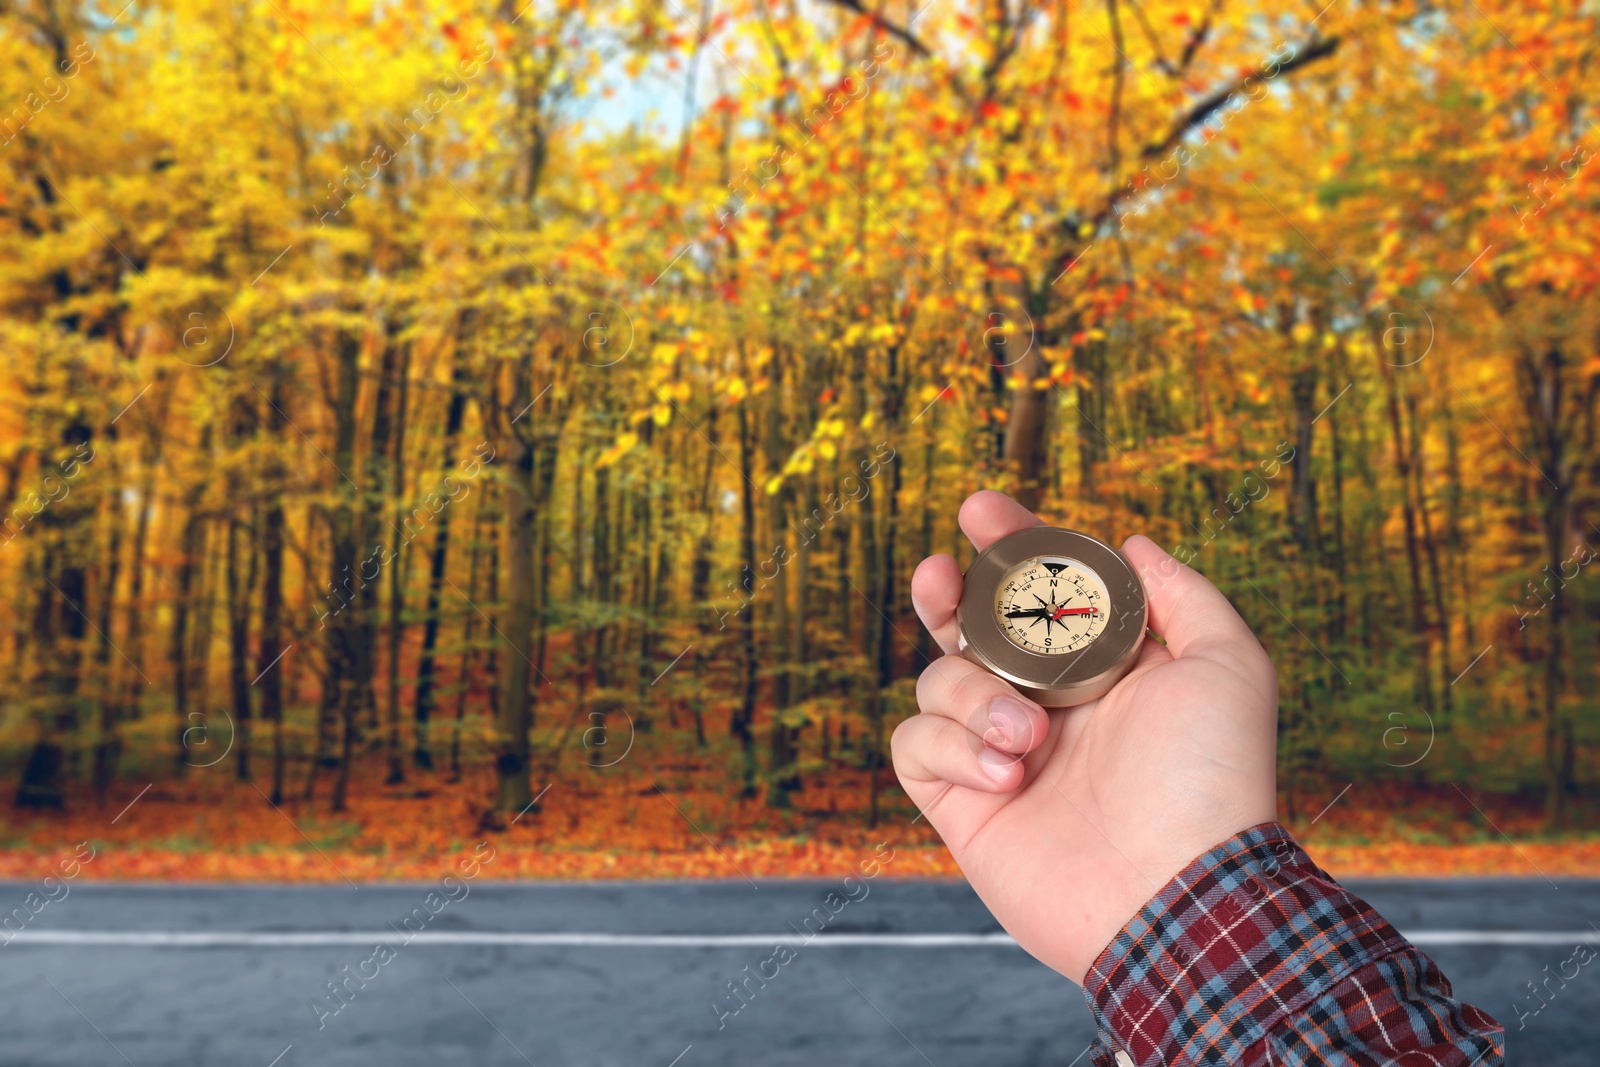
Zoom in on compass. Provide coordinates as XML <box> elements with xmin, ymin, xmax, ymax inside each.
<box><xmin>956</xmin><ymin>526</ymin><xmax>1148</xmax><ymax>707</ymax></box>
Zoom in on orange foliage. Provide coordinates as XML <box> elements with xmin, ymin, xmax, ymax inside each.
<box><xmin>2</xmin><ymin>769</ymin><xmax>1592</xmax><ymax>882</ymax></box>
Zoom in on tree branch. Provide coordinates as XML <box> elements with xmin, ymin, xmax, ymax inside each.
<box><xmin>1123</xmin><ymin>0</ymin><xmax>1176</xmax><ymax>77</ymax></box>
<box><xmin>1177</xmin><ymin>0</ymin><xmax>1223</xmax><ymax>73</ymax></box>
<box><xmin>818</xmin><ymin>0</ymin><xmax>933</xmax><ymax>58</ymax></box>
<box><xmin>1139</xmin><ymin>34</ymin><xmax>1342</xmax><ymax>163</ymax></box>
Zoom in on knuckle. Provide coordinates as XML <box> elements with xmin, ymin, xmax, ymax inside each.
<box><xmin>889</xmin><ymin>716</ymin><xmax>918</xmax><ymax>751</ymax></box>
<box><xmin>888</xmin><ymin>725</ymin><xmax>916</xmax><ymax>771</ymax></box>
<box><xmin>914</xmin><ymin>664</ymin><xmax>938</xmax><ymax>708</ymax></box>
<box><xmin>915</xmin><ymin>654</ymin><xmax>967</xmax><ymax>709</ymax></box>
<box><xmin>947</xmin><ymin>663</ymin><xmax>1004</xmax><ymax>717</ymax></box>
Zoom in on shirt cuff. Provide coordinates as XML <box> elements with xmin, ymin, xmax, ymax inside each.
<box><xmin>1081</xmin><ymin>822</ymin><xmax>1409</xmax><ymax>1066</ymax></box>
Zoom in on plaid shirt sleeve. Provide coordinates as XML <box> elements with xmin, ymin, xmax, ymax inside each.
<box><xmin>1080</xmin><ymin>822</ymin><xmax>1505</xmax><ymax>1066</ymax></box>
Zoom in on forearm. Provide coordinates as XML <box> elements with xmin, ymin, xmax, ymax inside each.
<box><xmin>1080</xmin><ymin>823</ymin><xmax>1505</xmax><ymax>1067</ymax></box>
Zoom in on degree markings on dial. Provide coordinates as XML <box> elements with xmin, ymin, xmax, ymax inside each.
<box><xmin>995</xmin><ymin>556</ymin><xmax>1110</xmax><ymax>655</ymax></box>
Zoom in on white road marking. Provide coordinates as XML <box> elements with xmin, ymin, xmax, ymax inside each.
<box><xmin>3</xmin><ymin>932</ymin><xmax>1015</xmax><ymax>948</ymax></box>
<box><xmin>2</xmin><ymin>930</ymin><xmax>1595</xmax><ymax>948</ymax></box>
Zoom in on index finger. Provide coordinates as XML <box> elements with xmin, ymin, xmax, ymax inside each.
<box><xmin>913</xmin><ymin>491</ymin><xmax>1044</xmax><ymax>654</ymax></box>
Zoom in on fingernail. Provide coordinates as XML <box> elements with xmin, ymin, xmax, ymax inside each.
<box><xmin>978</xmin><ymin>745</ymin><xmax>1018</xmax><ymax>781</ymax></box>
<box><xmin>986</xmin><ymin>695</ymin><xmax>1033</xmax><ymax>749</ymax></box>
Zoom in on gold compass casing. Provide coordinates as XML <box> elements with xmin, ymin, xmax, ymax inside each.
<box><xmin>956</xmin><ymin>526</ymin><xmax>1148</xmax><ymax>707</ymax></box>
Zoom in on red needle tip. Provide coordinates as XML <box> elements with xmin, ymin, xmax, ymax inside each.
<box><xmin>1051</xmin><ymin>606</ymin><xmax>1098</xmax><ymax>619</ymax></box>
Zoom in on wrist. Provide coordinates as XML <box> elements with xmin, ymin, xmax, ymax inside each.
<box><xmin>1081</xmin><ymin>823</ymin><xmax>1407</xmax><ymax>1065</ymax></box>
<box><xmin>1068</xmin><ymin>806</ymin><xmax>1278</xmax><ymax>986</ymax></box>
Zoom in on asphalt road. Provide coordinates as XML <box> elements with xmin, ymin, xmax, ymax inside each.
<box><xmin>1</xmin><ymin>878</ymin><xmax>1595</xmax><ymax>1066</ymax></box>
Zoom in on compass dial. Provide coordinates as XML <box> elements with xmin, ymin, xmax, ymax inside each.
<box><xmin>993</xmin><ymin>555</ymin><xmax>1110</xmax><ymax>655</ymax></box>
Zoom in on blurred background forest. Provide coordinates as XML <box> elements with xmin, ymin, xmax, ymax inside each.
<box><xmin>1</xmin><ymin>0</ymin><xmax>1597</xmax><ymax>880</ymax></box>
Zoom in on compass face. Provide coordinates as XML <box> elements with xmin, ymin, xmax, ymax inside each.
<box><xmin>993</xmin><ymin>555</ymin><xmax>1110</xmax><ymax>655</ymax></box>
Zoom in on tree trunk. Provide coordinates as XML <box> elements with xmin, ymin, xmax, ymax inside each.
<box><xmin>869</xmin><ymin>342</ymin><xmax>905</xmax><ymax>828</ymax></box>
<box><xmin>120</xmin><ymin>430</ymin><xmax>160</xmax><ymax>736</ymax></box>
<box><xmin>916</xmin><ymin>410</ymin><xmax>938</xmax><ymax>666</ymax></box>
<box><xmin>169</xmin><ymin>472</ymin><xmax>207</xmax><ymax>771</ymax></box>
<box><xmin>91</xmin><ymin>457</ymin><xmax>124</xmax><ymax>804</ymax></box>
<box><xmin>1288</xmin><ymin>367</ymin><xmax>1318</xmax><ymax>554</ymax></box>
<box><xmin>323</xmin><ymin>328</ymin><xmax>363</xmax><ymax>813</ymax></box>
<box><xmin>413</xmin><ymin>341</ymin><xmax>470</xmax><ymax>769</ymax></box>
<box><xmin>16</xmin><ymin>423</ymin><xmax>96</xmax><ymax>808</ymax></box>
<box><xmin>765</xmin><ymin>346</ymin><xmax>798</xmax><ymax>807</ymax></box>
<box><xmin>1520</xmin><ymin>344</ymin><xmax>1574</xmax><ymax>827</ymax></box>
<box><xmin>1407</xmin><ymin>393</ymin><xmax>1451</xmax><ymax>718</ymax></box>
<box><xmin>385</xmin><ymin>343</ymin><xmax>413</xmax><ymax>783</ymax></box>
<box><xmin>449</xmin><ymin>492</ymin><xmax>489</xmax><ymax>781</ymax></box>
<box><xmin>731</xmin><ymin>353</ymin><xmax>758</xmax><ymax>798</ymax></box>
<box><xmin>226</xmin><ymin>517</ymin><xmax>256</xmax><ymax>779</ymax></box>
<box><xmin>1375</xmin><ymin>326</ymin><xmax>1434</xmax><ymax>714</ymax></box>
<box><xmin>493</xmin><ymin>375</ymin><xmax>536</xmax><ymax>817</ymax></box>
<box><xmin>687</xmin><ymin>401</ymin><xmax>717</xmax><ymax>749</ymax></box>
<box><xmin>592</xmin><ymin>462</ymin><xmax>613</xmax><ymax>691</ymax></box>
<box><xmin>353</xmin><ymin>330</ymin><xmax>402</xmax><ymax>749</ymax></box>
<box><xmin>260</xmin><ymin>376</ymin><xmax>289</xmax><ymax>804</ymax></box>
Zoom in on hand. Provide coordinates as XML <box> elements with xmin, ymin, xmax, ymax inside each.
<box><xmin>893</xmin><ymin>490</ymin><xmax>1279</xmax><ymax>985</ymax></box>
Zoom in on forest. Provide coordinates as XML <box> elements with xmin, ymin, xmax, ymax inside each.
<box><xmin>0</xmin><ymin>0</ymin><xmax>1596</xmax><ymax>879</ymax></box>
